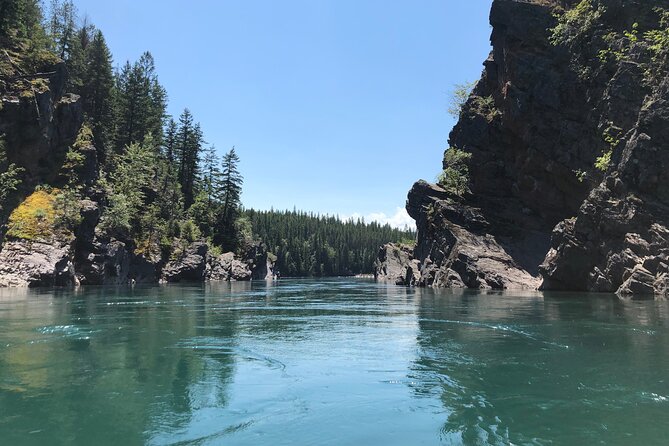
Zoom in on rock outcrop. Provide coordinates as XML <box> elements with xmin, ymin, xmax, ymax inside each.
<box><xmin>379</xmin><ymin>0</ymin><xmax>669</xmax><ymax>297</ymax></box>
<box><xmin>161</xmin><ymin>242</ymin><xmax>209</xmax><ymax>283</ymax></box>
<box><xmin>0</xmin><ymin>240</ymin><xmax>76</xmax><ymax>287</ymax></box>
<box><xmin>159</xmin><ymin>241</ymin><xmax>276</xmax><ymax>284</ymax></box>
<box><xmin>374</xmin><ymin>244</ymin><xmax>421</xmax><ymax>286</ymax></box>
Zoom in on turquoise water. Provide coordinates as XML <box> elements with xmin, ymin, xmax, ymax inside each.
<box><xmin>0</xmin><ymin>279</ymin><xmax>668</xmax><ymax>445</ymax></box>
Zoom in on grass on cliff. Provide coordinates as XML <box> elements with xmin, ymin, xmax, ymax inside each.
<box><xmin>6</xmin><ymin>188</ymin><xmax>79</xmax><ymax>242</ymax></box>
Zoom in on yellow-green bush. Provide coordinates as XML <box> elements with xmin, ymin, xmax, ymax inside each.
<box><xmin>6</xmin><ymin>190</ymin><xmax>59</xmax><ymax>241</ymax></box>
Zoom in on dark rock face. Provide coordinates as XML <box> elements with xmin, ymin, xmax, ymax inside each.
<box><xmin>0</xmin><ymin>63</ymin><xmax>83</xmax><ymax>188</ymax></box>
<box><xmin>541</xmin><ymin>79</ymin><xmax>669</xmax><ymax>296</ymax></box>
<box><xmin>374</xmin><ymin>244</ymin><xmax>420</xmax><ymax>286</ymax></box>
<box><xmin>390</xmin><ymin>181</ymin><xmax>544</xmax><ymax>290</ymax></box>
<box><xmin>160</xmin><ymin>242</ymin><xmax>276</xmax><ymax>284</ymax></box>
<box><xmin>388</xmin><ymin>0</ymin><xmax>669</xmax><ymax>296</ymax></box>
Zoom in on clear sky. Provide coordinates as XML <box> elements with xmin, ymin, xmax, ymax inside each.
<box><xmin>72</xmin><ymin>0</ymin><xmax>493</xmax><ymax>228</ymax></box>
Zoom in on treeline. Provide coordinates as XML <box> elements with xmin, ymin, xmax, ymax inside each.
<box><xmin>0</xmin><ymin>0</ymin><xmax>246</xmax><ymax>255</ymax></box>
<box><xmin>246</xmin><ymin>209</ymin><xmax>416</xmax><ymax>277</ymax></box>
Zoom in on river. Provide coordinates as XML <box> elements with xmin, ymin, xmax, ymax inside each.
<box><xmin>0</xmin><ymin>279</ymin><xmax>668</xmax><ymax>445</ymax></box>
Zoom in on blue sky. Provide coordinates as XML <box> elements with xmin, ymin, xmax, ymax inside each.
<box><xmin>73</xmin><ymin>0</ymin><xmax>493</xmax><ymax>228</ymax></box>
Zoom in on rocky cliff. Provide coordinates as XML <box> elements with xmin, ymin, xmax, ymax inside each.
<box><xmin>0</xmin><ymin>52</ymin><xmax>273</xmax><ymax>288</ymax></box>
<box><xmin>376</xmin><ymin>0</ymin><xmax>669</xmax><ymax>296</ymax></box>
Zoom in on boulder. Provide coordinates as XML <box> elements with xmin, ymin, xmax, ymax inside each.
<box><xmin>161</xmin><ymin>242</ymin><xmax>208</xmax><ymax>283</ymax></box>
<box><xmin>0</xmin><ymin>240</ymin><xmax>76</xmax><ymax>287</ymax></box>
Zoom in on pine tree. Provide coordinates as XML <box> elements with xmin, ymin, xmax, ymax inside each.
<box><xmin>47</xmin><ymin>0</ymin><xmax>77</xmax><ymax>60</ymax></box>
<box><xmin>0</xmin><ymin>0</ymin><xmax>43</xmax><ymax>40</ymax></box>
<box><xmin>81</xmin><ymin>30</ymin><xmax>115</xmax><ymax>159</ymax></box>
<box><xmin>162</xmin><ymin>118</ymin><xmax>178</xmax><ymax>164</ymax></box>
<box><xmin>201</xmin><ymin>145</ymin><xmax>221</xmax><ymax>207</ymax></box>
<box><xmin>215</xmin><ymin>147</ymin><xmax>243</xmax><ymax>251</ymax></box>
<box><xmin>175</xmin><ymin>109</ymin><xmax>203</xmax><ymax>208</ymax></box>
<box><xmin>188</xmin><ymin>145</ymin><xmax>221</xmax><ymax>238</ymax></box>
<box><xmin>115</xmin><ymin>52</ymin><xmax>166</xmax><ymax>149</ymax></box>
<box><xmin>66</xmin><ymin>18</ymin><xmax>95</xmax><ymax>93</ymax></box>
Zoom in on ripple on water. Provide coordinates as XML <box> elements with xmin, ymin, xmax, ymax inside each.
<box><xmin>35</xmin><ymin>325</ymin><xmax>97</xmax><ymax>340</ymax></box>
<box><xmin>640</xmin><ymin>392</ymin><xmax>669</xmax><ymax>403</ymax></box>
<box><xmin>176</xmin><ymin>337</ymin><xmax>287</xmax><ymax>372</ymax></box>
<box><xmin>419</xmin><ymin>318</ymin><xmax>570</xmax><ymax>349</ymax></box>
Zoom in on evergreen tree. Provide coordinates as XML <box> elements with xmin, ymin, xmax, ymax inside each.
<box><xmin>81</xmin><ymin>30</ymin><xmax>115</xmax><ymax>159</ymax></box>
<box><xmin>215</xmin><ymin>147</ymin><xmax>243</xmax><ymax>251</ymax></box>
<box><xmin>99</xmin><ymin>136</ymin><xmax>159</xmax><ymax>240</ymax></box>
<box><xmin>115</xmin><ymin>52</ymin><xmax>166</xmax><ymax>149</ymax></box>
<box><xmin>162</xmin><ymin>118</ymin><xmax>178</xmax><ymax>164</ymax></box>
<box><xmin>47</xmin><ymin>0</ymin><xmax>77</xmax><ymax>60</ymax></box>
<box><xmin>0</xmin><ymin>0</ymin><xmax>43</xmax><ymax>39</ymax></box>
<box><xmin>245</xmin><ymin>209</ymin><xmax>415</xmax><ymax>277</ymax></box>
<box><xmin>65</xmin><ymin>17</ymin><xmax>95</xmax><ymax>92</ymax></box>
<box><xmin>188</xmin><ymin>145</ymin><xmax>221</xmax><ymax>238</ymax></box>
<box><xmin>175</xmin><ymin>108</ymin><xmax>203</xmax><ymax>208</ymax></box>
<box><xmin>201</xmin><ymin>145</ymin><xmax>222</xmax><ymax>207</ymax></box>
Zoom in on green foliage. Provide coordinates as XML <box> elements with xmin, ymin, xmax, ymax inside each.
<box><xmin>592</xmin><ymin>8</ymin><xmax>668</xmax><ymax>85</ymax></box>
<box><xmin>54</xmin><ymin>188</ymin><xmax>82</xmax><ymax>229</ymax></box>
<box><xmin>246</xmin><ymin>209</ymin><xmax>416</xmax><ymax>277</ymax></box>
<box><xmin>643</xmin><ymin>7</ymin><xmax>669</xmax><ymax>79</ymax></box>
<box><xmin>549</xmin><ymin>0</ymin><xmax>605</xmax><ymax>47</ymax></box>
<box><xmin>180</xmin><ymin>220</ymin><xmax>200</xmax><ymax>243</ymax></box>
<box><xmin>235</xmin><ymin>215</ymin><xmax>254</xmax><ymax>253</ymax></box>
<box><xmin>61</xmin><ymin>124</ymin><xmax>93</xmax><ymax>185</ymax></box>
<box><xmin>81</xmin><ymin>30</ymin><xmax>115</xmax><ymax>158</ymax></box>
<box><xmin>215</xmin><ymin>147</ymin><xmax>244</xmax><ymax>251</ymax></box>
<box><xmin>0</xmin><ymin>0</ymin><xmax>44</xmax><ymax>40</ymax></box>
<box><xmin>99</xmin><ymin>139</ymin><xmax>157</xmax><ymax>235</ymax></box>
<box><xmin>175</xmin><ymin>108</ymin><xmax>204</xmax><ymax>208</ymax></box>
<box><xmin>574</xmin><ymin>169</ymin><xmax>587</xmax><ymax>183</ymax></box>
<box><xmin>100</xmin><ymin>190</ymin><xmax>132</xmax><ymax>233</ymax></box>
<box><xmin>595</xmin><ymin>150</ymin><xmax>612</xmax><ymax>172</ymax></box>
<box><xmin>448</xmin><ymin>82</ymin><xmax>475</xmax><ymax>118</ymax></box>
<box><xmin>597</xmin><ymin>23</ymin><xmax>640</xmax><ymax>65</ymax></box>
<box><xmin>437</xmin><ymin>148</ymin><xmax>472</xmax><ymax>197</ymax></box>
<box><xmin>470</xmin><ymin>95</ymin><xmax>500</xmax><ymax>121</ymax></box>
<box><xmin>594</xmin><ymin>125</ymin><xmax>622</xmax><ymax>173</ymax></box>
<box><xmin>0</xmin><ymin>137</ymin><xmax>24</xmax><ymax>219</ymax></box>
<box><xmin>73</xmin><ymin>123</ymin><xmax>94</xmax><ymax>150</ymax></box>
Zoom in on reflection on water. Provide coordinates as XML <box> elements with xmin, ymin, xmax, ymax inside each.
<box><xmin>0</xmin><ymin>281</ymin><xmax>668</xmax><ymax>445</ymax></box>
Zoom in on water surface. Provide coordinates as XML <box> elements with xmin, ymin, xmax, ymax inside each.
<box><xmin>0</xmin><ymin>279</ymin><xmax>668</xmax><ymax>445</ymax></box>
